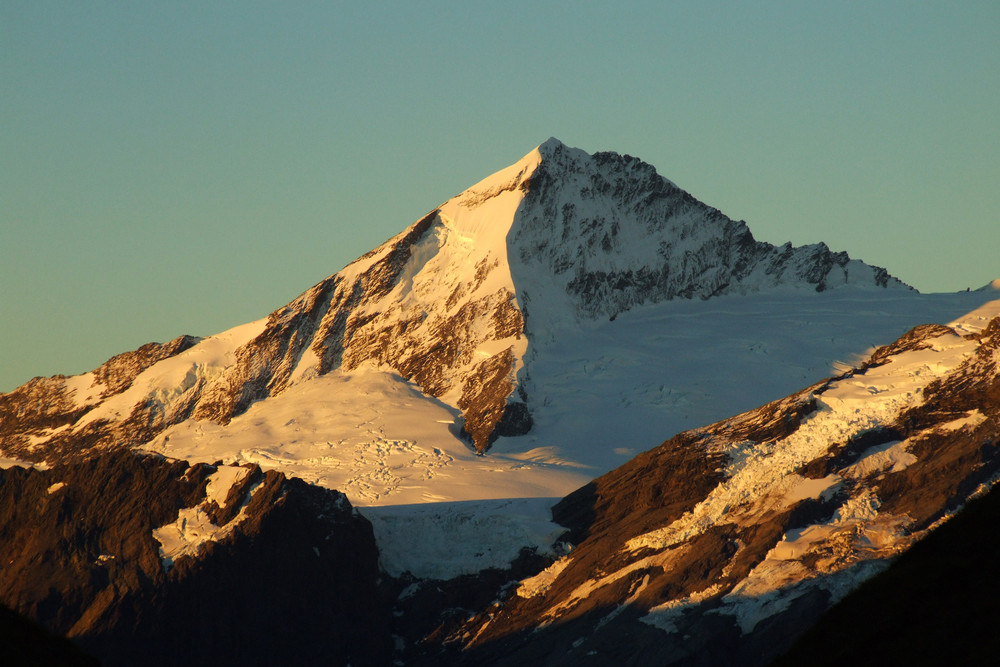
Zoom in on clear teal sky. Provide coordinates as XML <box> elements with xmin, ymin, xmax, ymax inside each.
<box><xmin>2</xmin><ymin>1</ymin><xmax>998</xmax><ymax>392</ymax></box>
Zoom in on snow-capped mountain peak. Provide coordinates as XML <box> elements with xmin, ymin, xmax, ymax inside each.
<box><xmin>3</xmin><ymin>139</ymin><xmax>999</xmax><ymax>666</ymax></box>
<box><xmin>2</xmin><ymin>139</ymin><xmax>917</xmax><ymax>493</ymax></box>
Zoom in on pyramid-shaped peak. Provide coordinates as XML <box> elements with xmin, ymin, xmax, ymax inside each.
<box><xmin>537</xmin><ymin>136</ymin><xmax>567</xmax><ymax>153</ymax></box>
<box><xmin>446</xmin><ymin>139</ymin><xmax>589</xmax><ymax>209</ymax></box>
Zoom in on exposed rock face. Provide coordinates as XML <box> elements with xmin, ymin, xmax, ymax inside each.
<box><xmin>0</xmin><ymin>335</ymin><xmax>202</xmax><ymax>464</ymax></box>
<box><xmin>458</xmin><ymin>347</ymin><xmax>531</xmax><ymax>449</ymax></box>
<box><xmin>0</xmin><ymin>377</ymin><xmax>91</xmax><ymax>446</ymax></box>
<box><xmin>6</xmin><ymin>311</ymin><xmax>996</xmax><ymax>666</ymax></box>
<box><xmin>0</xmin><ymin>335</ymin><xmax>200</xmax><ymax>441</ymax></box>
<box><xmin>0</xmin><ymin>451</ymin><xmax>389</xmax><ymax>667</ymax></box>
<box><xmin>510</xmin><ymin>141</ymin><xmax>905</xmax><ymax>322</ymax></box>
<box><xmin>415</xmin><ymin>312</ymin><xmax>1000</xmax><ymax>666</ymax></box>
<box><xmin>0</xmin><ymin>138</ymin><xmax>907</xmax><ymax>462</ymax></box>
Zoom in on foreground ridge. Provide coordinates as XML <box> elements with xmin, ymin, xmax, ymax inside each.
<box><xmin>424</xmin><ymin>300</ymin><xmax>1000</xmax><ymax>665</ymax></box>
<box><xmin>0</xmin><ymin>450</ymin><xmax>389</xmax><ymax>666</ymax></box>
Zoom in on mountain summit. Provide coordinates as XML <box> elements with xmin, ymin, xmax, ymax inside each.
<box><xmin>2</xmin><ymin>139</ymin><xmax>910</xmax><ymax>486</ymax></box>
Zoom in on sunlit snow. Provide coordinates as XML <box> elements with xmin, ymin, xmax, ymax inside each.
<box><xmin>75</xmin><ymin>318</ymin><xmax>267</xmax><ymax>430</ymax></box>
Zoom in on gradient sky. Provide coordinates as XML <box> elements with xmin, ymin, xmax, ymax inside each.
<box><xmin>2</xmin><ymin>1</ymin><xmax>998</xmax><ymax>392</ymax></box>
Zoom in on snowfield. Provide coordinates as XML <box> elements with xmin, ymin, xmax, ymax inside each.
<box><xmin>145</xmin><ymin>289</ymin><xmax>997</xmax><ymax>511</ymax></box>
<box><xmin>151</xmin><ymin>464</ymin><xmax>263</xmax><ymax>570</ymax></box>
<box><xmin>142</xmin><ymin>289</ymin><xmax>997</xmax><ymax>578</ymax></box>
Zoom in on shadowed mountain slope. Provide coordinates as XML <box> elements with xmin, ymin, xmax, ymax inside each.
<box><xmin>0</xmin><ymin>451</ymin><xmax>390</xmax><ymax>666</ymax></box>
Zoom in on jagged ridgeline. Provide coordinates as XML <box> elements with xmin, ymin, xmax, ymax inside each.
<box><xmin>2</xmin><ymin>305</ymin><xmax>998</xmax><ymax>666</ymax></box>
<box><xmin>0</xmin><ymin>139</ymin><xmax>905</xmax><ymax>463</ymax></box>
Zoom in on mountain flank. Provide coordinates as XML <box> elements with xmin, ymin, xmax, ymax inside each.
<box><xmin>4</xmin><ymin>138</ymin><xmax>994</xmax><ymax>665</ymax></box>
<box><xmin>415</xmin><ymin>305</ymin><xmax>1000</xmax><ymax>665</ymax></box>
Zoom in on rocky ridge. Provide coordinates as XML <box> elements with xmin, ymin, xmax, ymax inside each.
<box><xmin>774</xmin><ymin>453</ymin><xmax>1000</xmax><ymax>665</ymax></box>
<box><xmin>0</xmin><ymin>139</ymin><xmax>995</xmax><ymax>666</ymax></box>
<box><xmin>2</xmin><ymin>300</ymin><xmax>997</xmax><ymax>665</ymax></box>
<box><xmin>510</xmin><ymin>140</ymin><xmax>902</xmax><ymax>324</ymax></box>
<box><xmin>416</xmin><ymin>301</ymin><xmax>1000</xmax><ymax>665</ymax></box>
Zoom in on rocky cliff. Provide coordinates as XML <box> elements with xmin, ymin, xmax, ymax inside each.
<box><xmin>4</xmin><ymin>303</ymin><xmax>996</xmax><ymax>666</ymax></box>
<box><xmin>1</xmin><ymin>140</ymin><xmax>995</xmax><ymax>667</ymax></box>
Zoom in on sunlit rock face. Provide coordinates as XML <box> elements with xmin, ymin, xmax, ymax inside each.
<box><xmin>2</xmin><ymin>304</ymin><xmax>997</xmax><ymax>666</ymax></box>
<box><xmin>427</xmin><ymin>306</ymin><xmax>1000</xmax><ymax>666</ymax></box>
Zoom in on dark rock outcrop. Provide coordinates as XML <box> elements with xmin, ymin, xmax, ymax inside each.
<box><xmin>0</xmin><ymin>603</ymin><xmax>99</xmax><ymax>667</ymax></box>
<box><xmin>773</xmin><ymin>474</ymin><xmax>1000</xmax><ymax>666</ymax></box>
<box><xmin>0</xmin><ymin>140</ymin><xmax>990</xmax><ymax>666</ymax></box>
<box><xmin>0</xmin><ymin>451</ymin><xmax>390</xmax><ymax>667</ymax></box>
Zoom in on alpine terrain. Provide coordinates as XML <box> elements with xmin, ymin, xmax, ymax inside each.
<box><xmin>1</xmin><ymin>138</ymin><xmax>998</xmax><ymax>665</ymax></box>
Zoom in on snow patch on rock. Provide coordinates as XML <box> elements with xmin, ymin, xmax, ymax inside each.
<box><xmin>151</xmin><ymin>464</ymin><xmax>262</xmax><ymax>569</ymax></box>
<box><xmin>516</xmin><ymin>556</ymin><xmax>573</xmax><ymax>598</ymax></box>
<box><xmin>75</xmin><ymin>318</ymin><xmax>267</xmax><ymax>429</ymax></box>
